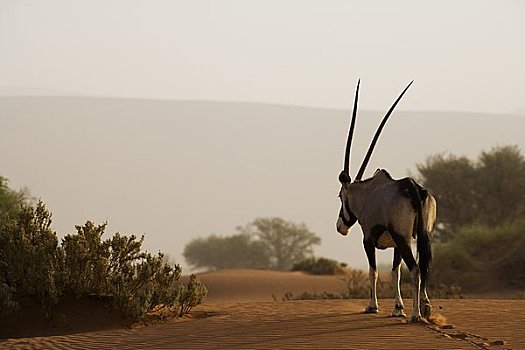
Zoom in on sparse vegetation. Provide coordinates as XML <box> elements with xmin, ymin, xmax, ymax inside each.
<box><xmin>430</xmin><ymin>220</ymin><xmax>525</xmax><ymax>292</ymax></box>
<box><xmin>183</xmin><ymin>233</ymin><xmax>270</xmax><ymax>270</ymax></box>
<box><xmin>176</xmin><ymin>274</ymin><xmax>208</xmax><ymax>317</ymax></box>
<box><xmin>0</xmin><ymin>201</ymin><xmax>60</xmax><ymax>318</ymax></box>
<box><xmin>0</xmin><ymin>176</ymin><xmax>32</xmax><ymax>219</ymax></box>
<box><xmin>415</xmin><ymin>145</ymin><xmax>525</xmax><ymax>294</ymax></box>
<box><xmin>184</xmin><ymin>217</ymin><xmax>321</xmax><ymax>271</ymax></box>
<box><xmin>291</xmin><ymin>257</ymin><xmax>343</xmax><ymax>275</ymax></box>
<box><xmin>417</xmin><ymin>145</ymin><xmax>525</xmax><ymax>241</ymax></box>
<box><xmin>280</xmin><ymin>267</ymin><xmax>463</xmax><ymax>301</ymax></box>
<box><xmin>0</xmin><ymin>197</ymin><xmax>206</xmax><ymax>323</ymax></box>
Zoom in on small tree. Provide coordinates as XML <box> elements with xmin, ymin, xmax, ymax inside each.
<box><xmin>183</xmin><ymin>233</ymin><xmax>269</xmax><ymax>271</ymax></box>
<box><xmin>239</xmin><ymin>217</ymin><xmax>321</xmax><ymax>270</ymax></box>
<box><xmin>475</xmin><ymin>146</ymin><xmax>525</xmax><ymax>226</ymax></box>
<box><xmin>183</xmin><ymin>218</ymin><xmax>321</xmax><ymax>271</ymax></box>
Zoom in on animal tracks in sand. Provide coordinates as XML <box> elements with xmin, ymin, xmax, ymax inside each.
<box><xmin>428</xmin><ymin>324</ymin><xmax>509</xmax><ymax>350</ymax></box>
<box><xmin>424</xmin><ymin>302</ymin><xmax>515</xmax><ymax>350</ymax></box>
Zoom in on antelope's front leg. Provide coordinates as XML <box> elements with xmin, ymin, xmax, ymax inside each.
<box><xmin>364</xmin><ymin>239</ymin><xmax>378</xmax><ymax>313</ymax></box>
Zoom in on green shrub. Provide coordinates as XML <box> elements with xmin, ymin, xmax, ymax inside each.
<box><xmin>0</xmin><ymin>176</ymin><xmax>30</xmax><ymax>219</ymax></box>
<box><xmin>176</xmin><ymin>274</ymin><xmax>208</xmax><ymax>317</ymax></box>
<box><xmin>492</xmin><ymin>222</ymin><xmax>525</xmax><ymax>288</ymax></box>
<box><xmin>0</xmin><ymin>201</ymin><xmax>206</xmax><ymax>323</ymax></box>
<box><xmin>291</xmin><ymin>257</ymin><xmax>342</xmax><ymax>275</ymax></box>
<box><xmin>61</xmin><ymin>222</ymin><xmax>110</xmax><ymax>296</ymax></box>
<box><xmin>62</xmin><ymin>223</ymin><xmax>185</xmax><ymax>323</ymax></box>
<box><xmin>0</xmin><ymin>201</ymin><xmax>60</xmax><ymax>318</ymax></box>
<box><xmin>430</xmin><ymin>220</ymin><xmax>525</xmax><ymax>291</ymax></box>
<box><xmin>453</xmin><ymin>224</ymin><xmax>507</xmax><ymax>255</ymax></box>
<box><xmin>0</xmin><ymin>283</ymin><xmax>18</xmax><ymax>317</ymax></box>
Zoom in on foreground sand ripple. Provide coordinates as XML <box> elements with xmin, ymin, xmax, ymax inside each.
<box><xmin>2</xmin><ymin>299</ymin><xmax>524</xmax><ymax>350</ymax></box>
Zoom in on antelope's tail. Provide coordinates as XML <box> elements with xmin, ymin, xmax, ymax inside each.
<box><xmin>416</xmin><ymin>216</ymin><xmax>432</xmax><ymax>287</ymax></box>
<box><xmin>405</xmin><ymin>178</ymin><xmax>432</xmax><ymax>286</ymax></box>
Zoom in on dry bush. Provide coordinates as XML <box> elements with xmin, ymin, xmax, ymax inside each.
<box><xmin>281</xmin><ymin>267</ymin><xmax>462</xmax><ymax>301</ymax></box>
<box><xmin>291</xmin><ymin>257</ymin><xmax>344</xmax><ymax>275</ymax></box>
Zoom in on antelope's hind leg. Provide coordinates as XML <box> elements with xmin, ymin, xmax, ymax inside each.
<box><xmin>420</xmin><ymin>274</ymin><xmax>432</xmax><ymax>319</ymax></box>
<box><xmin>391</xmin><ymin>248</ymin><xmax>406</xmax><ymax>317</ymax></box>
<box><xmin>391</xmin><ymin>233</ymin><xmax>421</xmax><ymax>322</ymax></box>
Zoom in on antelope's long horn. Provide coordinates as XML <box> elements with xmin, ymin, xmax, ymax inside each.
<box><xmin>343</xmin><ymin>79</ymin><xmax>360</xmax><ymax>175</ymax></box>
<box><xmin>355</xmin><ymin>80</ymin><xmax>414</xmax><ymax>181</ymax></box>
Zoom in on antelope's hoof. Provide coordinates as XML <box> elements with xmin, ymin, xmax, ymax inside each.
<box><xmin>391</xmin><ymin>308</ymin><xmax>406</xmax><ymax>317</ymax></box>
<box><xmin>409</xmin><ymin>315</ymin><xmax>421</xmax><ymax>323</ymax></box>
<box><xmin>365</xmin><ymin>306</ymin><xmax>378</xmax><ymax>314</ymax></box>
<box><xmin>421</xmin><ymin>303</ymin><xmax>432</xmax><ymax>319</ymax></box>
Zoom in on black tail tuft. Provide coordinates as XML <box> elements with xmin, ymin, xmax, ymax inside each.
<box><xmin>417</xmin><ymin>224</ymin><xmax>432</xmax><ymax>287</ymax></box>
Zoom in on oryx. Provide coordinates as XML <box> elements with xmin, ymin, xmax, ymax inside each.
<box><xmin>336</xmin><ymin>80</ymin><xmax>437</xmax><ymax>322</ymax></box>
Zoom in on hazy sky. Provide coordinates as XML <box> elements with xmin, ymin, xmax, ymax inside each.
<box><xmin>1</xmin><ymin>0</ymin><xmax>524</xmax><ymax>113</ymax></box>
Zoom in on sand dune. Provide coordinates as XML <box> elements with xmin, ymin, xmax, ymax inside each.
<box><xmin>187</xmin><ymin>269</ymin><xmax>349</xmax><ymax>303</ymax></box>
<box><xmin>2</xmin><ymin>269</ymin><xmax>524</xmax><ymax>349</ymax></box>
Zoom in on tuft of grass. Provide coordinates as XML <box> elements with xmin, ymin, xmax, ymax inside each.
<box><xmin>280</xmin><ymin>291</ymin><xmax>341</xmax><ymax>301</ymax></box>
<box><xmin>340</xmin><ymin>269</ymin><xmax>369</xmax><ymax>298</ymax></box>
<box><xmin>279</xmin><ymin>267</ymin><xmax>462</xmax><ymax>301</ymax></box>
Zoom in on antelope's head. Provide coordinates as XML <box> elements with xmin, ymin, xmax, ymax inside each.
<box><xmin>336</xmin><ymin>80</ymin><xmax>413</xmax><ymax>235</ymax></box>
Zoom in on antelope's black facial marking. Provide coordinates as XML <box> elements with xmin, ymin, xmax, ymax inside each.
<box><xmin>338</xmin><ymin>190</ymin><xmax>358</xmax><ymax>228</ymax></box>
<box><xmin>339</xmin><ymin>207</ymin><xmax>357</xmax><ymax>227</ymax></box>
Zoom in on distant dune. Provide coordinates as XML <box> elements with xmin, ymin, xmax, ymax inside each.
<box><xmin>181</xmin><ymin>268</ymin><xmax>348</xmax><ymax>303</ymax></box>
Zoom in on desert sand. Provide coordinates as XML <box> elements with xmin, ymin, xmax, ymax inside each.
<box><xmin>1</xmin><ymin>269</ymin><xmax>524</xmax><ymax>349</ymax></box>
